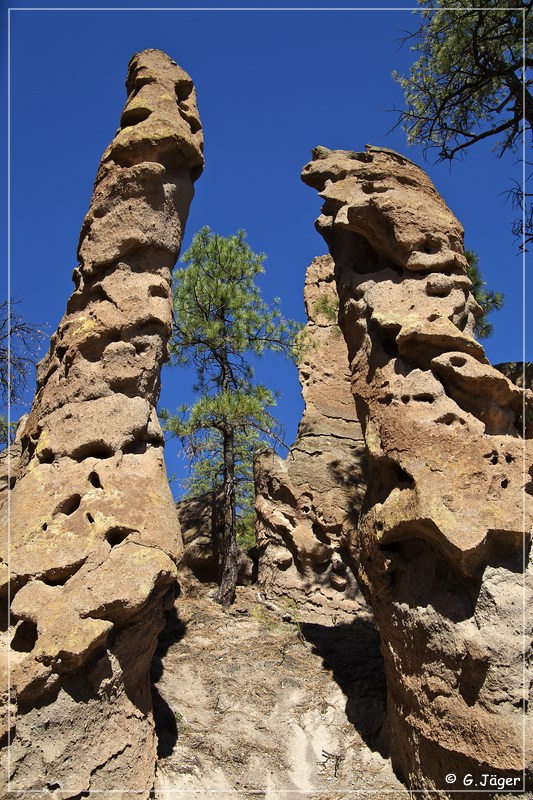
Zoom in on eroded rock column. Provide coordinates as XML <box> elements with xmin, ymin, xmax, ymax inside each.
<box><xmin>302</xmin><ymin>145</ymin><xmax>533</xmax><ymax>793</ymax></box>
<box><xmin>1</xmin><ymin>49</ymin><xmax>203</xmax><ymax>796</ymax></box>
<box><xmin>255</xmin><ymin>255</ymin><xmax>368</xmax><ymax>622</ymax></box>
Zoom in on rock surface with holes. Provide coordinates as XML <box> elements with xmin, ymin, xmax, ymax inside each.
<box><xmin>255</xmin><ymin>255</ymin><xmax>369</xmax><ymax>623</ymax></box>
<box><xmin>0</xmin><ymin>50</ymin><xmax>203</xmax><ymax>797</ymax></box>
<box><xmin>302</xmin><ymin>145</ymin><xmax>533</xmax><ymax>794</ymax></box>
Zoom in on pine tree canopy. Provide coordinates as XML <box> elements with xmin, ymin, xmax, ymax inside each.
<box><xmin>465</xmin><ymin>249</ymin><xmax>504</xmax><ymax>340</ymax></box>
<box><xmin>394</xmin><ymin>0</ymin><xmax>532</xmax><ymax>246</ymax></box>
<box><xmin>162</xmin><ymin>228</ymin><xmax>303</xmax><ymax>598</ymax></box>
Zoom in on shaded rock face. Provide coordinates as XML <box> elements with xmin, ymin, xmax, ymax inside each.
<box><xmin>495</xmin><ymin>361</ymin><xmax>533</xmax><ymax>392</ymax></box>
<box><xmin>494</xmin><ymin>363</ymin><xmax>533</xmax><ymax>437</ymax></box>
<box><xmin>1</xmin><ymin>50</ymin><xmax>203</xmax><ymax>797</ymax></box>
<box><xmin>176</xmin><ymin>492</ymin><xmax>254</xmax><ymax>586</ymax></box>
<box><xmin>177</xmin><ymin>492</ymin><xmax>223</xmax><ymax>581</ymax></box>
<box><xmin>255</xmin><ymin>255</ymin><xmax>369</xmax><ymax>622</ymax></box>
<box><xmin>302</xmin><ymin>145</ymin><xmax>533</xmax><ymax>793</ymax></box>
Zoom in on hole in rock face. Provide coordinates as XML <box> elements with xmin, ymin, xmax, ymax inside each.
<box><xmin>42</xmin><ymin>522</ymin><xmax>48</xmax><ymax>531</ymax></box>
<box><xmin>122</xmin><ymin>440</ymin><xmax>149</xmax><ymax>455</ymax></box>
<box><xmin>413</xmin><ymin>393</ymin><xmax>435</xmax><ymax>404</ymax></box>
<box><xmin>120</xmin><ymin>106</ymin><xmax>152</xmax><ymax>129</ymax></box>
<box><xmin>174</xmin><ymin>79</ymin><xmax>193</xmax><ymax>103</ymax></box>
<box><xmin>148</xmin><ymin>283</ymin><xmax>168</xmax><ymax>299</ymax></box>
<box><xmin>312</xmin><ymin>523</ymin><xmax>331</xmax><ymax>545</ymax></box>
<box><xmin>90</xmin><ymin>284</ymin><xmax>113</xmax><ymax>304</ymax></box>
<box><xmin>72</xmin><ymin>443</ymin><xmax>114</xmax><ymax>462</ymax></box>
<box><xmin>55</xmin><ymin>345</ymin><xmax>68</xmax><ymax>362</ymax></box>
<box><xmin>450</xmin><ymin>355</ymin><xmax>466</xmax><ymax>368</ymax></box>
<box><xmin>501</xmin><ymin>478</ymin><xmax>509</xmax><ymax>489</ymax></box>
<box><xmin>89</xmin><ymin>471</ymin><xmax>102</xmax><ymax>489</ymax></box>
<box><xmin>86</xmin><ymin>512</ymin><xmax>95</xmax><ymax>524</ymax></box>
<box><xmin>42</xmin><ymin>573</ymin><xmax>72</xmax><ymax>587</ymax></box>
<box><xmin>57</xmin><ymin>495</ymin><xmax>81</xmax><ymax>516</ymax></box>
<box><xmin>435</xmin><ymin>413</ymin><xmax>466</xmax><ymax>426</ymax></box>
<box><xmin>105</xmin><ymin>527</ymin><xmax>134</xmax><ymax>547</ymax></box>
<box><xmin>11</xmin><ymin>619</ymin><xmax>38</xmax><ymax>653</ymax></box>
<box><xmin>40</xmin><ymin>559</ymin><xmax>87</xmax><ymax>588</ymax></box>
<box><xmin>422</xmin><ymin>237</ymin><xmax>441</xmax><ymax>255</ymax></box>
<box><xmin>484</xmin><ymin>451</ymin><xmax>499</xmax><ymax>465</ymax></box>
<box><xmin>179</xmin><ymin>103</ymin><xmax>202</xmax><ymax>134</ymax></box>
<box><xmin>426</xmin><ymin>282</ymin><xmax>451</xmax><ymax>298</ymax></box>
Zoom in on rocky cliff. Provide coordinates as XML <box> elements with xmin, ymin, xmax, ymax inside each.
<box><xmin>302</xmin><ymin>145</ymin><xmax>533</xmax><ymax>794</ymax></box>
<box><xmin>1</xmin><ymin>50</ymin><xmax>203</xmax><ymax>797</ymax></box>
<box><xmin>255</xmin><ymin>255</ymin><xmax>369</xmax><ymax>622</ymax></box>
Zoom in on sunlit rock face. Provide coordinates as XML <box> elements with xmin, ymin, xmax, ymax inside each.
<box><xmin>302</xmin><ymin>145</ymin><xmax>533</xmax><ymax>794</ymax></box>
<box><xmin>255</xmin><ymin>254</ymin><xmax>369</xmax><ymax>623</ymax></box>
<box><xmin>0</xmin><ymin>50</ymin><xmax>203</xmax><ymax>797</ymax></box>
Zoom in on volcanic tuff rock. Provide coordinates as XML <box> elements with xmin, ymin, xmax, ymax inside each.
<box><xmin>302</xmin><ymin>145</ymin><xmax>533</xmax><ymax>794</ymax></box>
<box><xmin>255</xmin><ymin>255</ymin><xmax>369</xmax><ymax>622</ymax></box>
<box><xmin>1</xmin><ymin>50</ymin><xmax>203</xmax><ymax>797</ymax></box>
<box><xmin>495</xmin><ymin>361</ymin><xmax>533</xmax><ymax>392</ymax></box>
<box><xmin>176</xmin><ymin>492</ymin><xmax>254</xmax><ymax>586</ymax></box>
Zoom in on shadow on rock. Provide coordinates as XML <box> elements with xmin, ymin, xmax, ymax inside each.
<box><xmin>301</xmin><ymin>618</ymin><xmax>389</xmax><ymax>757</ymax></box>
<box><xmin>150</xmin><ymin>605</ymin><xmax>186</xmax><ymax>758</ymax></box>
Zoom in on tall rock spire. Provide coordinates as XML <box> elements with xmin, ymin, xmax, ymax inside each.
<box><xmin>1</xmin><ymin>50</ymin><xmax>203</xmax><ymax>796</ymax></box>
<box><xmin>255</xmin><ymin>254</ymin><xmax>368</xmax><ymax>622</ymax></box>
<box><xmin>302</xmin><ymin>144</ymin><xmax>532</xmax><ymax>794</ymax></box>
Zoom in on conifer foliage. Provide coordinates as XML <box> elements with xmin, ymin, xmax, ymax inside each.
<box><xmin>465</xmin><ymin>249</ymin><xmax>504</xmax><ymax>340</ymax></box>
<box><xmin>164</xmin><ymin>227</ymin><xmax>302</xmax><ymax>605</ymax></box>
<box><xmin>395</xmin><ymin>0</ymin><xmax>532</xmax><ymax>247</ymax></box>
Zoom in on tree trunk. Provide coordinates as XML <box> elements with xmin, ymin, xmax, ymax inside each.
<box><xmin>215</xmin><ymin>424</ymin><xmax>238</xmax><ymax>606</ymax></box>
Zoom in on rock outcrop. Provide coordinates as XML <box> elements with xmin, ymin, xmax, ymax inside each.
<box><xmin>176</xmin><ymin>492</ymin><xmax>254</xmax><ymax>586</ymax></box>
<box><xmin>495</xmin><ymin>361</ymin><xmax>533</xmax><ymax>393</ymax></box>
<box><xmin>255</xmin><ymin>255</ymin><xmax>369</xmax><ymax>622</ymax></box>
<box><xmin>1</xmin><ymin>50</ymin><xmax>203</xmax><ymax>796</ymax></box>
<box><xmin>302</xmin><ymin>145</ymin><xmax>533</xmax><ymax>793</ymax></box>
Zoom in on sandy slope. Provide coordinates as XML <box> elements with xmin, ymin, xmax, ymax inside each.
<box><xmin>152</xmin><ymin>583</ymin><xmax>409</xmax><ymax>800</ymax></box>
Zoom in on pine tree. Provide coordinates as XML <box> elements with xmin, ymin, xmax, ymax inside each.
<box><xmin>465</xmin><ymin>249</ymin><xmax>504</xmax><ymax>339</ymax></box>
<box><xmin>165</xmin><ymin>227</ymin><xmax>302</xmax><ymax>606</ymax></box>
<box><xmin>394</xmin><ymin>1</ymin><xmax>532</xmax><ymax>247</ymax></box>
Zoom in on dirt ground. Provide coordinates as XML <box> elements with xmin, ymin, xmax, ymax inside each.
<box><xmin>152</xmin><ymin>581</ymin><xmax>410</xmax><ymax>800</ymax></box>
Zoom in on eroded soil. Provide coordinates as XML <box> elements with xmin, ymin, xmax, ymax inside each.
<box><xmin>152</xmin><ymin>582</ymin><xmax>410</xmax><ymax>800</ymax></box>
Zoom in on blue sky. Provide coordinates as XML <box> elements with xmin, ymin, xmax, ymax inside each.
<box><xmin>2</xmin><ymin>1</ymin><xmax>530</xmax><ymax>494</ymax></box>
